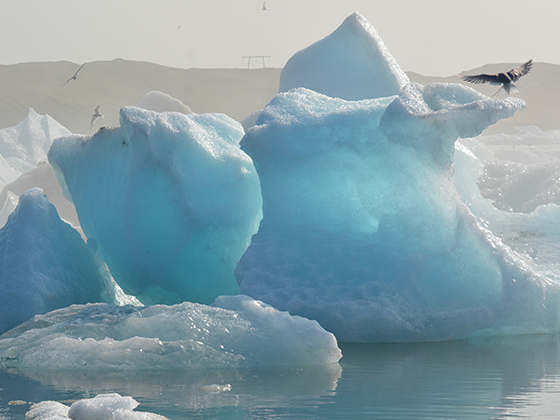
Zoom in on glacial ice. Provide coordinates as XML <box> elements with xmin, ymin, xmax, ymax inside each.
<box><xmin>279</xmin><ymin>12</ymin><xmax>409</xmax><ymax>100</ymax></box>
<box><xmin>136</xmin><ymin>91</ymin><xmax>193</xmax><ymax>114</ymax></box>
<box><xmin>0</xmin><ymin>188</ymin><xmax>132</xmax><ymax>334</ymax></box>
<box><xmin>48</xmin><ymin>107</ymin><xmax>262</xmax><ymax>305</ymax></box>
<box><xmin>0</xmin><ymin>162</ymin><xmax>80</xmax><ymax>230</ymax></box>
<box><xmin>0</xmin><ymin>108</ymin><xmax>70</xmax><ymax>189</ymax></box>
<box><xmin>0</xmin><ymin>295</ymin><xmax>342</xmax><ymax>370</ymax></box>
<box><xmin>0</xmin><ymin>11</ymin><xmax>558</xmax><ymax>366</ymax></box>
<box><xmin>27</xmin><ymin>393</ymin><xmax>167</xmax><ymax>420</ymax></box>
<box><xmin>234</xmin><ymin>78</ymin><xmax>558</xmax><ymax>342</ymax></box>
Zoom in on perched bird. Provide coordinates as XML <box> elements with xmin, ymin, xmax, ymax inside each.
<box><xmin>461</xmin><ymin>59</ymin><xmax>533</xmax><ymax>96</ymax></box>
<box><xmin>61</xmin><ymin>63</ymin><xmax>86</xmax><ymax>87</ymax></box>
<box><xmin>262</xmin><ymin>1</ymin><xmax>267</xmax><ymax>10</ymax></box>
<box><xmin>90</xmin><ymin>106</ymin><xmax>104</xmax><ymax>129</ymax></box>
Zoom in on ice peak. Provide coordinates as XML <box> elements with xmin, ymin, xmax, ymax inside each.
<box><xmin>279</xmin><ymin>12</ymin><xmax>409</xmax><ymax>100</ymax></box>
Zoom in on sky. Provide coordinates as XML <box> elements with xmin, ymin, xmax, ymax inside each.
<box><xmin>1</xmin><ymin>0</ymin><xmax>559</xmax><ymax>77</ymax></box>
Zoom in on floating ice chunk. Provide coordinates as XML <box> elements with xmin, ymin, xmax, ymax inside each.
<box><xmin>0</xmin><ymin>296</ymin><xmax>341</xmax><ymax>370</ymax></box>
<box><xmin>198</xmin><ymin>384</ymin><xmax>232</xmax><ymax>393</ymax></box>
<box><xmin>25</xmin><ymin>394</ymin><xmax>167</xmax><ymax>420</ymax></box>
<box><xmin>236</xmin><ymin>81</ymin><xmax>541</xmax><ymax>342</ymax></box>
<box><xmin>26</xmin><ymin>401</ymin><xmax>70</xmax><ymax>420</ymax></box>
<box><xmin>49</xmin><ymin>107</ymin><xmax>262</xmax><ymax>305</ymax></box>
<box><xmin>136</xmin><ymin>91</ymin><xmax>193</xmax><ymax>114</ymax></box>
<box><xmin>279</xmin><ymin>12</ymin><xmax>409</xmax><ymax>100</ymax></box>
<box><xmin>0</xmin><ymin>188</ymin><xmax>129</xmax><ymax>334</ymax></box>
<box><xmin>68</xmin><ymin>394</ymin><xmax>138</xmax><ymax>420</ymax></box>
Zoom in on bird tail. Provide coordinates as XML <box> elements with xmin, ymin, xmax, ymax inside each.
<box><xmin>492</xmin><ymin>83</ymin><xmax>521</xmax><ymax>97</ymax></box>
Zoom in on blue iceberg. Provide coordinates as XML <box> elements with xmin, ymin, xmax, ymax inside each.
<box><xmin>48</xmin><ymin>107</ymin><xmax>262</xmax><ymax>305</ymax></box>
<box><xmin>236</xmin><ymin>80</ymin><xmax>555</xmax><ymax>342</ymax></box>
<box><xmin>0</xmin><ymin>188</ymin><xmax>129</xmax><ymax>334</ymax></box>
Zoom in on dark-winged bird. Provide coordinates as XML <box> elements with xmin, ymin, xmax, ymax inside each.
<box><xmin>62</xmin><ymin>63</ymin><xmax>86</xmax><ymax>87</ymax></box>
<box><xmin>461</xmin><ymin>59</ymin><xmax>532</xmax><ymax>96</ymax></box>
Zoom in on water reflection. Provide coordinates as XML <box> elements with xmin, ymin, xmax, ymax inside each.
<box><xmin>3</xmin><ymin>336</ymin><xmax>560</xmax><ymax>419</ymax></box>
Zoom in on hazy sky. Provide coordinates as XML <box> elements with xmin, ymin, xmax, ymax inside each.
<box><xmin>2</xmin><ymin>0</ymin><xmax>559</xmax><ymax>76</ymax></box>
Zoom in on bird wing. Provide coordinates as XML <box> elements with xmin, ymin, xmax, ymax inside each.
<box><xmin>461</xmin><ymin>74</ymin><xmax>502</xmax><ymax>85</ymax></box>
<box><xmin>74</xmin><ymin>63</ymin><xmax>86</xmax><ymax>77</ymax></box>
<box><xmin>506</xmin><ymin>59</ymin><xmax>532</xmax><ymax>82</ymax></box>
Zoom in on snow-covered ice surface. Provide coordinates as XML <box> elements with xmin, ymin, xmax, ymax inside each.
<box><xmin>49</xmin><ymin>107</ymin><xmax>262</xmax><ymax>305</ymax></box>
<box><xmin>0</xmin><ymin>295</ymin><xmax>341</xmax><ymax>370</ymax></box>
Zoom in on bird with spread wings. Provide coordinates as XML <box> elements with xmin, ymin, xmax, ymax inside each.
<box><xmin>61</xmin><ymin>63</ymin><xmax>86</xmax><ymax>87</ymax></box>
<box><xmin>461</xmin><ymin>59</ymin><xmax>532</xmax><ymax>96</ymax></box>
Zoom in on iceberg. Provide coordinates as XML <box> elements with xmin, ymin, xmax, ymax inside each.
<box><xmin>236</xmin><ymin>9</ymin><xmax>557</xmax><ymax>341</ymax></box>
<box><xmin>48</xmin><ymin>107</ymin><xmax>262</xmax><ymax>305</ymax></box>
<box><xmin>279</xmin><ymin>12</ymin><xmax>409</xmax><ymax>100</ymax></box>
<box><xmin>0</xmin><ymin>295</ymin><xmax>342</xmax><ymax>370</ymax></box>
<box><xmin>237</xmin><ymin>83</ymin><xmax>555</xmax><ymax>342</ymax></box>
<box><xmin>0</xmin><ymin>108</ymin><xmax>70</xmax><ymax>189</ymax></box>
<box><xmin>136</xmin><ymin>91</ymin><xmax>193</xmax><ymax>114</ymax></box>
<box><xmin>0</xmin><ymin>162</ymin><xmax>80</xmax><ymax>230</ymax></box>
<box><xmin>0</xmin><ymin>188</ymin><xmax>130</xmax><ymax>334</ymax></box>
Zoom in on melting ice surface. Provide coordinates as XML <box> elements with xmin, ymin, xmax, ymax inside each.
<box><xmin>0</xmin><ymin>295</ymin><xmax>341</xmax><ymax>370</ymax></box>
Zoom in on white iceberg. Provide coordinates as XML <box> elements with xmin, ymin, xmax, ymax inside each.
<box><xmin>0</xmin><ymin>108</ymin><xmax>70</xmax><ymax>189</ymax></box>
<box><xmin>135</xmin><ymin>91</ymin><xmax>193</xmax><ymax>114</ymax></box>
<box><xmin>279</xmin><ymin>12</ymin><xmax>409</xmax><ymax>100</ymax></box>
<box><xmin>26</xmin><ymin>393</ymin><xmax>167</xmax><ymax>420</ymax></box>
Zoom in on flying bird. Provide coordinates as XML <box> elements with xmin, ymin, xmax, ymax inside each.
<box><xmin>61</xmin><ymin>63</ymin><xmax>86</xmax><ymax>87</ymax></box>
<box><xmin>461</xmin><ymin>59</ymin><xmax>533</xmax><ymax>96</ymax></box>
<box><xmin>90</xmin><ymin>106</ymin><xmax>104</xmax><ymax>129</ymax></box>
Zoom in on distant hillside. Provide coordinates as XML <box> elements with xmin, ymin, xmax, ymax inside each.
<box><xmin>0</xmin><ymin>60</ymin><xmax>281</xmax><ymax>134</ymax></box>
<box><xmin>0</xmin><ymin>59</ymin><xmax>557</xmax><ymax>135</ymax></box>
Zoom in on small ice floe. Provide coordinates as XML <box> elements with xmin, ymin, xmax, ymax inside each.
<box><xmin>25</xmin><ymin>393</ymin><xmax>167</xmax><ymax>420</ymax></box>
<box><xmin>8</xmin><ymin>399</ymin><xmax>27</xmax><ymax>405</ymax></box>
<box><xmin>198</xmin><ymin>384</ymin><xmax>232</xmax><ymax>393</ymax></box>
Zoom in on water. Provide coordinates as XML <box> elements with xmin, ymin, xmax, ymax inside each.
<box><xmin>3</xmin><ymin>336</ymin><xmax>560</xmax><ymax>419</ymax></box>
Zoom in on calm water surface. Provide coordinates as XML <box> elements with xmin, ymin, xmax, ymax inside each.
<box><xmin>2</xmin><ymin>335</ymin><xmax>560</xmax><ymax>419</ymax></box>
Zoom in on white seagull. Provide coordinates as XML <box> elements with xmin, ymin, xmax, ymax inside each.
<box><xmin>461</xmin><ymin>60</ymin><xmax>533</xmax><ymax>96</ymax></box>
<box><xmin>62</xmin><ymin>63</ymin><xmax>86</xmax><ymax>87</ymax></box>
<box><xmin>90</xmin><ymin>106</ymin><xmax>104</xmax><ymax>129</ymax></box>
